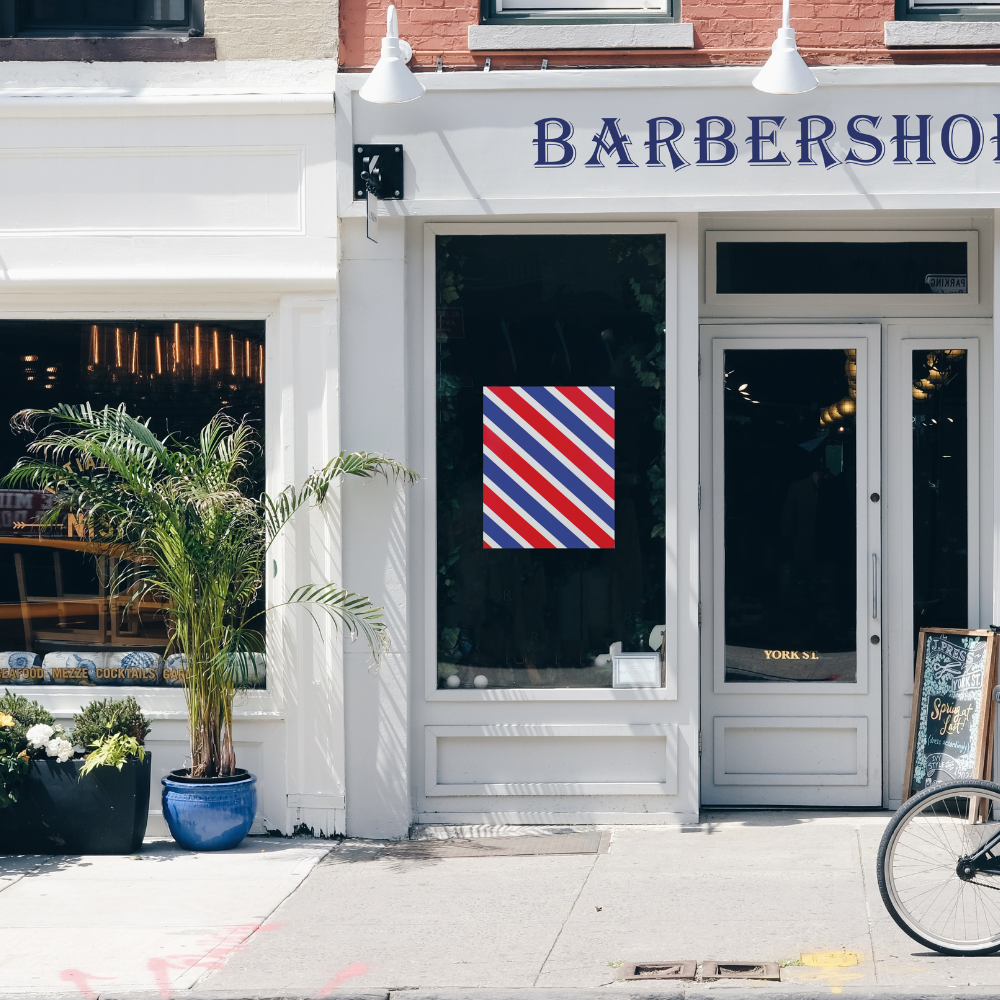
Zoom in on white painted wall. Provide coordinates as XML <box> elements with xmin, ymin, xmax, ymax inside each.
<box><xmin>340</xmin><ymin>218</ymin><xmax>413</xmax><ymax>839</ymax></box>
<box><xmin>0</xmin><ymin>62</ymin><xmax>341</xmax><ymax>838</ymax></box>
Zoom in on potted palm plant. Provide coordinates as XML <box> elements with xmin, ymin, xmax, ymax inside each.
<box><xmin>5</xmin><ymin>404</ymin><xmax>415</xmax><ymax>850</ymax></box>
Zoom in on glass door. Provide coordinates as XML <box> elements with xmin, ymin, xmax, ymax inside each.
<box><xmin>701</xmin><ymin>325</ymin><xmax>882</xmax><ymax>806</ymax></box>
<box><xmin>883</xmin><ymin>328</ymin><xmax>983</xmax><ymax>808</ymax></box>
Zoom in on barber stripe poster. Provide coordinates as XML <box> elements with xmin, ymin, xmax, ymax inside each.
<box><xmin>482</xmin><ymin>385</ymin><xmax>615</xmax><ymax>549</ymax></box>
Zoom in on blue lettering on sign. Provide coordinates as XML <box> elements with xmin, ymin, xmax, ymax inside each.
<box><xmin>892</xmin><ymin>114</ymin><xmax>935</xmax><ymax>164</ymax></box>
<box><xmin>695</xmin><ymin>116</ymin><xmax>738</xmax><ymax>165</ymax></box>
<box><xmin>533</xmin><ymin>117</ymin><xmax>576</xmax><ymax>167</ymax></box>
<box><xmin>940</xmin><ymin>114</ymin><xmax>983</xmax><ymax>164</ymax></box>
<box><xmin>797</xmin><ymin>115</ymin><xmax>840</xmax><ymax>169</ymax></box>
<box><xmin>530</xmin><ymin>112</ymin><xmax>998</xmax><ymax>169</ymax></box>
<box><xmin>746</xmin><ymin>116</ymin><xmax>789</xmax><ymax>165</ymax></box>
<box><xmin>645</xmin><ymin>117</ymin><xmax>688</xmax><ymax>170</ymax></box>
<box><xmin>585</xmin><ymin>117</ymin><xmax>638</xmax><ymax>167</ymax></box>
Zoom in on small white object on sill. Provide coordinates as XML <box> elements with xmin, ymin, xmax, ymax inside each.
<box><xmin>613</xmin><ymin>651</ymin><xmax>661</xmax><ymax>689</ymax></box>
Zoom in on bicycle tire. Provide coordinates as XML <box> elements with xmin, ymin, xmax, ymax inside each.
<box><xmin>877</xmin><ymin>778</ymin><xmax>1000</xmax><ymax>955</ymax></box>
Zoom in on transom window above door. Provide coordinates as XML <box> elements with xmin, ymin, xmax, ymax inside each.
<box><xmin>706</xmin><ymin>231</ymin><xmax>979</xmax><ymax>310</ymax></box>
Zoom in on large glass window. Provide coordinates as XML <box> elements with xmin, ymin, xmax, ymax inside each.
<box><xmin>436</xmin><ymin>234</ymin><xmax>666</xmax><ymax>689</ymax></box>
<box><xmin>0</xmin><ymin>320</ymin><xmax>263</xmax><ymax>687</ymax></box>
<box><xmin>912</xmin><ymin>349</ymin><xmax>968</xmax><ymax>647</ymax></box>
<box><xmin>723</xmin><ymin>349</ymin><xmax>858</xmax><ymax>683</ymax></box>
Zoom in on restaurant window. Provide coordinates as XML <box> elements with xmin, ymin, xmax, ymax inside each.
<box><xmin>436</xmin><ymin>234</ymin><xmax>667</xmax><ymax>690</ymax></box>
<box><xmin>0</xmin><ymin>320</ymin><xmax>263</xmax><ymax>688</ymax></box>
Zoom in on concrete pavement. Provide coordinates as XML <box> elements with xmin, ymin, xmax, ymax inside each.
<box><xmin>6</xmin><ymin>811</ymin><xmax>1000</xmax><ymax>997</ymax></box>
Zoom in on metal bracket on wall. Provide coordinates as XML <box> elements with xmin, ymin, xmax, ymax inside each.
<box><xmin>353</xmin><ymin>144</ymin><xmax>404</xmax><ymax>202</ymax></box>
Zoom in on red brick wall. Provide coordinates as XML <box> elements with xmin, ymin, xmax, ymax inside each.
<box><xmin>340</xmin><ymin>0</ymin><xmax>998</xmax><ymax>70</ymax></box>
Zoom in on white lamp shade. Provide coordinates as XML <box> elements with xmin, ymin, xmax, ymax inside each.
<box><xmin>359</xmin><ymin>5</ymin><xmax>426</xmax><ymax>104</ymax></box>
<box><xmin>752</xmin><ymin>27</ymin><xmax>818</xmax><ymax>95</ymax></box>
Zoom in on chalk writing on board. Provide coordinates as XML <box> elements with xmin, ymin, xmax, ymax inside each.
<box><xmin>912</xmin><ymin>633</ymin><xmax>988</xmax><ymax>792</ymax></box>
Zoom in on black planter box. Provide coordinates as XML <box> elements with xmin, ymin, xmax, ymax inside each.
<box><xmin>0</xmin><ymin>755</ymin><xmax>151</xmax><ymax>854</ymax></box>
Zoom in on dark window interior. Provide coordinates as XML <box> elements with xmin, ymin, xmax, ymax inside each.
<box><xmin>716</xmin><ymin>241</ymin><xmax>969</xmax><ymax>296</ymax></box>
<box><xmin>912</xmin><ymin>349</ymin><xmax>968</xmax><ymax>652</ymax></box>
<box><xmin>724</xmin><ymin>348</ymin><xmax>858</xmax><ymax>683</ymax></box>
<box><xmin>436</xmin><ymin>234</ymin><xmax>666</xmax><ymax>689</ymax></box>
<box><xmin>14</xmin><ymin>0</ymin><xmax>189</xmax><ymax>31</ymax></box>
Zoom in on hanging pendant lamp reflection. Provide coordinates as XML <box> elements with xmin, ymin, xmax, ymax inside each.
<box><xmin>359</xmin><ymin>5</ymin><xmax>426</xmax><ymax>105</ymax></box>
<box><xmin>752</xmin><ymin>0</ymin><xmax>818</xmax><ymax>95</ymax></box>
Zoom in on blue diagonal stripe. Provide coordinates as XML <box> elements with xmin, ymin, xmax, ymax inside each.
<box><xmin>522</xmin><ymin>387</ymin><xmax>615</xmax><ymax>468</ymax></box>
<box><xmin>484</xmin><ymin>457</ymin><xmax>591</xmax><ymax>548</ymax></box>
<box><xmin>483</xmin><ymin>396</ymin><xmax>615</xmax><ymax>529</ymax></box>
<box><xmin>589</xmin><ymin>386</ymin><xmax>615</xmax><ymax>410</ymax></box>
<box><xmin>483</xmin><ymin>511</ymin><xmax>522</xmax><ymax>549</ymax></box>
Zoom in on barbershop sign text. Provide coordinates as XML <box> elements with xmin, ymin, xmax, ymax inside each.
<box><xmin>532</xmin><ymin>114</ymin><xmax>1000</xmax><ymax>169</ymax></box>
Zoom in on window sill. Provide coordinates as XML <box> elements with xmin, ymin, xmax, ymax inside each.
<box><xmin>885</xmin><ymin>19</ymin><xmax>1000</xmax><ymax>45</ymax></box>
<box><xmin>468</xmin><ymin>22</ymin><xmax>693</xmax><ymax>49</ymax></box>
<box><xmin>427</xmin><ymin>687</ymin><xmax>678</xmax><ymax>701</ymax></box>
<box><xmin>0</xmin><ymin>34</ymin><xmax>216</xmax><ymax>60</ymax></box>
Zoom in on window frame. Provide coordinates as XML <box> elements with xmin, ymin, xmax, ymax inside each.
<box><xmin>0</xmin><ymin>0</ymin><xmax>204</xmax><ymax>36</ymax></box>
<box><xmin>705</xmin><ymin>231</ymin><xmax>980</xmax><ymax>314</ymax></box>
<box><xmin>479</xmin><ymin>0</ymin><xmax>677</xmax><ymax>27</ymax></box>
<box><xmin>423</xmin><ymin>221</ymin><xmax>680</xmax><ymax>703</ymax></box>
<box><xmin>895</xmin><ymin>0</ymin><xmax>1000</xmax><ymax>23</ymax></box>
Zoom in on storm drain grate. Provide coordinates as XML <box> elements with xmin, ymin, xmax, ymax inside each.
<box><xmin>621</xmin><ymin>961</ymin><xmax>697</xmax><ymax>980</ymax></box>
<box><xmin>700</xmin><ymin>960</ymin><xmax>781</xmax><ymax>980</ymax></box>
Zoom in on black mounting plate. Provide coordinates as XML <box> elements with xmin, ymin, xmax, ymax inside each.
<box><xmin>353</xmin><ymin>143</ymin><xmax>404</xmax><ymax>201</ymax></box>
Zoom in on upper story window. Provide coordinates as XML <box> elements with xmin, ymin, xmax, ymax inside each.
<box><xmin>1</xmin><ymin>0</ymin><xmax>201</xmax><ymax>34</ymax></box>
<box><xmin>899</xmin><ymin>0</ymin><xmax>1000</xmax><ymax>20</ymax></box>
<box><xmin>483</xmin><ymin>0</ymin><xmax>674</xmax><ymax>24</ymax></box>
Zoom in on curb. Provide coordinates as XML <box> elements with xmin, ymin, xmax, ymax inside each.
<box><xmin>4</xmin><ymin>988</ymin><xmax>1000</xmax><ymax>1000</ymax></box>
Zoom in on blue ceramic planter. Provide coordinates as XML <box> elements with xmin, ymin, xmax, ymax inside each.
<box><xmin>161</xmin><ymin>770</ymin><xmax>257</xmax><ymax>851</ymax></box>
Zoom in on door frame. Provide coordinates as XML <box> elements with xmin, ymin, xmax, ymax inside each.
<box><xmin>700</xmin><ymin>323</ymin><xmax>883</xmax><ymax>806</ymax></box>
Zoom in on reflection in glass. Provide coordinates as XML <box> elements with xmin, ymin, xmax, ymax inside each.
<box><xmin>0</xmin><ymin>321</ymin><xmax>264</xmax><ymax>671</ymax></box>
<box><xmin>912</xmin><ymin>350</ymin><xmax>968</xmax><ymax>648</ymax></box>
<box><xmin>436</xmin><ymin>235</ymin><xmax>666</xmax><ymax>689</ymax></box>
<box><xmin>724</xmin><ymin>349</ymin><xmax>857</xmax><ymax>683</ymax></box>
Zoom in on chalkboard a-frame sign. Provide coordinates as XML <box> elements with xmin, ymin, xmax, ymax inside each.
<box><xmin>903</xmin><ymin>627</ymin><xmax>1000</xmax><ymax>802</ymax></box>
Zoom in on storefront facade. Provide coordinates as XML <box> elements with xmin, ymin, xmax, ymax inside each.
<box><xmin>337</xmin><ymin>65</ymin><xmax>998</xmax><ymax>832</ymax></box>
<box><xmin>1</xmin><ymin>58</ymin><xmax>341</xmax><ymax>838</ymax></box>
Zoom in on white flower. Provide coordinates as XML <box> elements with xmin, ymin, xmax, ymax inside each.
<box><xmin>44</xmin><ymin>737</ymin><xmax>74</xmax><ymax>763</ymax></box>
<box><xmin>25</xmin><ymin>724</ymin><xmax>54</xmax><ymax>748</ymax></box>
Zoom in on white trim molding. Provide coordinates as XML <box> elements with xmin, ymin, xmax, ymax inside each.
<box><xmin>468</xmin><ymin>23</ymin><xmax>694</xmax><ymax>49</ymax></box>
<box><xmin>885</xmin><ymin>20</ymin><xmax>1000</xmax><ymax>46</ymax></box>
<box><xmin>424</xmin><ymin>724</ymin><xmax>679</xmax><ymax>796</ymax></box>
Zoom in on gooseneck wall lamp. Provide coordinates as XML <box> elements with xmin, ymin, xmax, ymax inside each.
<box><xmin>359</xmin><ymin>5</ymin><xmax>425</xmax><ymax>104</ymax></box>
<box><xmin>752</xmin><ymin>0</ymin><xmax>818</xmax><ymax>95</ymax></box>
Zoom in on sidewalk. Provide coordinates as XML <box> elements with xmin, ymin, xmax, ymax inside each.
<box><xmin>5</xmin><ymin>811</ymin><xmax>1000</xmax><ymax>998</ymax></box>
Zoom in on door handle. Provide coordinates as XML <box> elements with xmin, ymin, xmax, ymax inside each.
<box><xmin>872</xmin><ymin>552</ymin><xmax>879</xmax><ymax>620</ymax></box>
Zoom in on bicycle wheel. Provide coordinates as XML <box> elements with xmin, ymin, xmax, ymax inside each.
<box><xmin>878</xmin><ymin>779</ymin><xmax>1000</xmax><ymax>955</ymax></box>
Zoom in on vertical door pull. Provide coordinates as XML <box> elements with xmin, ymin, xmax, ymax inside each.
<box><xmin>872</xmin><ymin>552</ymin><xmax>879</xmax><ymax>619</ymax></box>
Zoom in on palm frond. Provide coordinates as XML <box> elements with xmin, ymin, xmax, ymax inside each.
<box><xmin>263</xmin><ymin>451</ymin><xmax>418</xmax><ymax>542</ymax></box>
